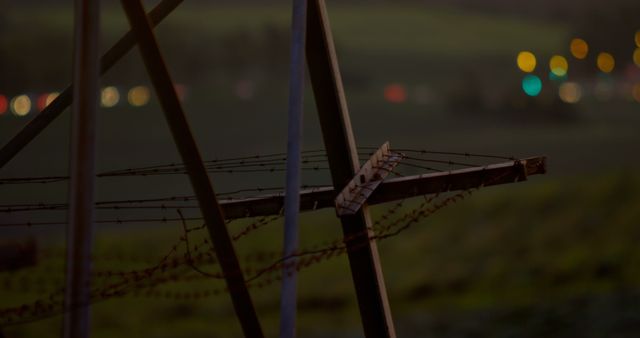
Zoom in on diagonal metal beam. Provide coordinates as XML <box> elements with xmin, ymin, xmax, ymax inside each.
<box><xmin>119</xmin><ymin>1</ymin><xmax>263</xmax><ymax>337</ymax></box>
<box><xmin>305</xmin><ymin>1</ymin><xmax>396</xmax><ymax>337</ymax></box>
<box><xmin>0</xmin><ymin>0</ymin><xmax>184</xmax><ymax>170</ymax></box>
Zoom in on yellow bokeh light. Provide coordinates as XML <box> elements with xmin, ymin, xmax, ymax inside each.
<box><xmin>128</xmin><ymin>86</ymin><xmax>150</xmax><ymax>107</ymax></box>
<box><xmin>517</xmin><ymin>51</ymin><xmax>536</xmax><ymax>73</ymax></box>
<box><xmin>45</xmin><ymin>92</ymin><xmax>59</xmax><ymax>106</ymax></box>
<box><xmin>570</xmin><ymin>38</ymin><xmax>588</xmax><ymax>59</ymax></box>
<box><xmin>559</xmin><ymin>82</ymin><xmax>582</xmax><ymax>104</ymax></box>
<box><xmin>632</xmin><ymin>84</ymin><xmax>640</xmax><ymax>103</ymax></box>
<box><xmin>634</xmin><ymin>48</ymin><xmax>640</xmax><ymax>67</ymax></box>
<box><xmin>636</xmin><ymin>31</ymin><xmax>640</xmax><ymax>48</ymax></box>
<box><xmin>549</xmin><ymin>55</ymin><xmax>569</xmax><ymax>76</ymax></box>
<box><xmin>10</xmin><ymin>95</ymin><xmax>32</xmax><ymax>116</ymax></box>
<box><xmin>101</xmin><ymin>86</ymin><xmax>120</xmax><ymax>108</ymax></box>
<box><xmin>597</xmin><ymin>52</ymin><xmax>615</xmax><ymax>73</ymax></box>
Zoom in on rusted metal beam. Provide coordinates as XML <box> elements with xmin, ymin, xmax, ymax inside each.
<box><xmin>119</xmin><ymin>1</ymin><xmax>263</xmax><ymax>337</ymax></box>
<box><xmin>63</xmin><ymin>0</ymin><xmax>101</xmax><ymax>336</ymax></box>
<box><xmin>220</xmin><ymin>156</ymin><xmax>546</xmax><ymax>219</ymax></box>
<box><xmin>0</xmin><ymin>0</ymin><xmax>183</xmax><ymax>170</ymax></box>
<box><xmin>305</xmin><ymin>1</ymin><xmax>396</xmax><ymax>337</ymax></box>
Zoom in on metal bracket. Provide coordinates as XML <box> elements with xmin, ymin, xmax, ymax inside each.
<box><xmin>335</xmin><ymin>142</ymin><xmax>403</xmax><ymax>216</ymax></box>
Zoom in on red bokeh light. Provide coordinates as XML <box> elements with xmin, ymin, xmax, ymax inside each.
<box><xmin>384</xmin><ymin>83</ymin><xmax>407</xmax><ymax>103</ymax></box>
<box><xmin>37</xmin><ymin>94</ymin><xmax>49</xmax><ymax>111</ymax></box>
<box><xmin>0</xmin><ymin>95</ymin><xmax>7</xmax><ymax>115</ymax></box>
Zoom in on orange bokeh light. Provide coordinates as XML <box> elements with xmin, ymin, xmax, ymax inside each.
<box><xmin>570</xmin><ymin>38</ymin><xmax>588</xmax><ymax>59</ymax></box>
<box><xmin>597</xmin><ymin>52</ymin><xmax>615</xmax><ymax>73</ymax></box>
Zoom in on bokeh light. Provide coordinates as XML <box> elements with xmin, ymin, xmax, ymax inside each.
<box><xmin>234</xmin><ymin>80</ymin><xmax>254</xmax><ymax>101</ymax></box>
<box><xmin>0</xmin><ymin>95</ymin><xmax>7</xmax><ymax>115</ymax></box>
<box><xmin>517</xmin><ymin>51</ymin><xmax>536</xmax><ymax>73</ymax></box>
<box><xmin>10</xmin><ymin>95</ymin><xmax>32</xmax><ymax>116</ymax></box>
<box><xmin>634</xmin><ymin>48</ymin><xmax>640</xmax><ymax>67</ymax></box>
<box><xmin>101</xmin><ymin>86</ymin><xmax>120</xmax><ymax>108</ymax></box>
<box><xmin>414</xmin><ymin>85</ymin><xmax>434</xmax><ymax>105</ymax></box>
<box><xmin>549</xmin><ymin>71</ymin><xmax>567</xmax><ymax>82</ymax></box>
<box><xmin>36</xmin><ymin>94</ymin><xmax>48</xmax><ymax>111</ymax></box>
<box><xmin>521</xmin><ymin>75</ymin><xmax>542</xmax><ymax>97</ymax></box>
<box><xmin>636</xmin><ymin>31</ymin><xmax>640</xmax><ymax>48</ymax></box>
<box><xmin>597</xmin><ymin>52</ymin><xmax>615</xmax><ymax>73</ymax></box>
<box><xmin>594</xmin><ymin>75</ymin><xmax>614</xmax><ymax>102</ymax></box>
<box><xmin>46</xmin><ymin>92</ymin><xmax>59</xmax><ymax>106</ymax></box>
<box><xmin>558</xmin><ymin>82</ymin><xmax>582</xmax><ymax>104</ymax></box>
<box><xmin>570</xmin><ymin>38</ymin><xmax>589</xmax><ymax>59</ymax></box>
<box><xmin>384</xmin><ymin>83</ymin><xmax>407</xmax><ymax>103</ymax></box>
<box><xmin>174</xmin><ymin>83</ymin><xmax>188</xmax><ymax>101</ymax></box>
<box><xmin>633</xmin><ymin>83</ymin><xmax>640</xmax><ymax>103</ymax></box>
<box><xmin>549</xmin><ymin>55</ymin><xmax>569</xmax><ymax>76</ymax></box>
<box><xmin>128</xmin><ymin>86</ymin><xmax>150</xmax><ymax>107</ymax></box>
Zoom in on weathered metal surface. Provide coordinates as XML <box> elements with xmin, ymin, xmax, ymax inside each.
<box><xmin>305</xmin><ymin>1</ymin><xmax>397</xmax><ymax>337</ymax></box>
<box><xmin>335</xmin><ymin>142</ymin><xmax>403</xmax><ymax>216</ymax></box>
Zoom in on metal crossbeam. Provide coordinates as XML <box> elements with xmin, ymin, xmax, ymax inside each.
<box><xmin>0</xmin><ymin>0</ymin><xmax>184</xmax><ymax>170</ymax></box>
<box><xmin>335</xmin><ymin>142</ymin><xmax>402</xmax><ymax>216</ymax></box>
<box><xmin>120</xmin><ymin>1</ymin><xmax>263</xmax><ymax>337</ymax></box>
<box><xmin>219</xmin><ymin>156</ymin><xmax>546</xmax><ymax>219</ymax></box>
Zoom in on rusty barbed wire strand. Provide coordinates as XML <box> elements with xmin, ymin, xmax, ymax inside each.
<box><xmin>0</xmin><ymin>185</ymin><xmax>327</xmax><ymax>215</ymax></box>
<box><xmin>0</xmin><ymin>159</ymin><xmax>522</xmax><ymax>326</ymax></box>
<box><xmin>0</xmin><ymin>148</ymin><xmax>516</xmax><ymax>185</ymax></box>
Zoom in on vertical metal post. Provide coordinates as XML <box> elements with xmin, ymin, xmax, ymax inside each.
<box><xmin>306</xmin><ymin>1</ymin><xmax>396</xmax><ymax>337</ymax></box>
<box><xmin>120</xmin><ymin>1</ymin><xmax>263</xmax><ymax>337</ymax></box>
<box><xmin>63</xmin><ymin>0</ymin><xmax>100</xmax><ymax>337</ymax></box>
<box><xmin>280</xmin><ymin>1</ymin><xmax>307</xmax><ymax>338</ymax></box>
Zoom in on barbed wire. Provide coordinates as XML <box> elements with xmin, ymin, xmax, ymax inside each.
<box><xmin>0</xmin><ymin>185</ymin><xmax>329</xmax><ymax>217</ymax></box>
<box><xmin>0</xmin><ymin>183</ymin><xmax>485</xmax><ymax>327</ymax></box>
<box><xmin>0</xmin><ymin>152</ymin><xmax>524</xmax><ymax>326</ymax></box>
<box><xmin>0</xmin><ymin>147</ymin><xmax>516</xmax><ymax>185</ymax></box>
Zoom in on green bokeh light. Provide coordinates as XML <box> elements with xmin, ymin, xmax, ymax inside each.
<box><xmin>549</xmin><ymin>71</ymin><xmax>567</xmax><ymax>82</ymax></box>
<box><xmin>522</xmin><ymin>75</ymin><xmax>542</xmax><ymax>96</ymax></box>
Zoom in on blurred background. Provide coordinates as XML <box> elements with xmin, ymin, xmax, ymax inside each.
<box><xmin>0</xmin><ymin>0</ymin><xmax>639</xmax><ymax>337</ymax></box>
